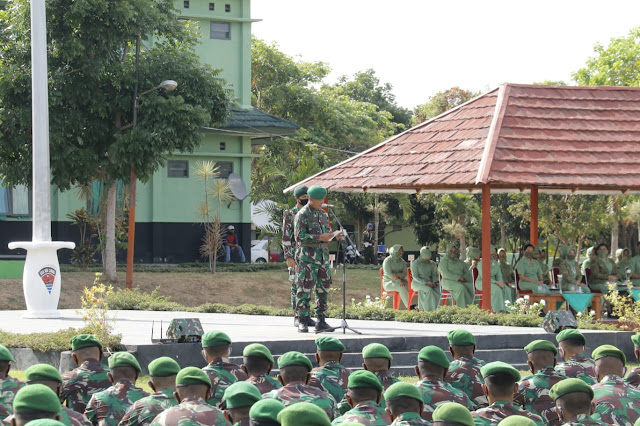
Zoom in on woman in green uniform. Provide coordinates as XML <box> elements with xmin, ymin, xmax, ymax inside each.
<box><xmin>475</xmin><ymin>246</ymin><xmax>511</xmax><ymax>312</ymax></box>
<box><xmin>515</xmin><ymin>244</ymin><xmax>547</xmax><ymax>293</ymax></box>
<box><xmin>410</xmin><ymin>247</ymin><xmax>440</xmax><ymax>311</ymax></box>
<box><xmin>382</xmin><ymin>244</ymin><xmax>409</xmax><ymax>308</ymax></box>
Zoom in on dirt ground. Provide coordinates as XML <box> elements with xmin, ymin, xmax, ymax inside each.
<box><xmin>0</xmin><ymin>268</ymin><xmax>382</xmax><ymax>310</ymax></box>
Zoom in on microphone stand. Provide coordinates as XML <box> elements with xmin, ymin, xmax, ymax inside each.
<box><xmin>316</xmin><ymin>206</ymin><xmax>362</xmax><ymax>335</ymax></box>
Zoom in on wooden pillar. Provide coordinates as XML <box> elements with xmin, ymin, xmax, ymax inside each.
<box><xmin>481</xmin><ymin>184</ymin><xmax>492</xmax><ymax>312</ymax></box>
<box><xmin>530</xmin><ymin>186</ymin><xmax>538</xmax><ymax>245</ymax></box>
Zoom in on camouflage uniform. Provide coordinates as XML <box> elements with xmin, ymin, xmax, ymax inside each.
<box><xmin>262</xmin><ymin>380</ymin><xmax>338</xmax><ymax>420</ymax></box>
<box><xmin>0</xmin><ymin>376</ymin><xmax>24</xmax><ymax>416</ymax></box>
<box><xmin>331</xmin><ymin>401</ymin><xmax>390</xmax><ymax>425</ymax></box>
<box><xmin>389</xmin><ymin>412</ymin><xmax>430</xmax><ymax>425</ymax></box>
<box><xmin>148</xmin><ymin>396</ymin><xmax>229</xmax><ymax>426</ymax></box>
<box><xmin>84</xmin><ymin>379</ymin><xmax>149</xmax><ymax>426</ymax></box>
<box><xmin>415</xmin><ymin>377</ymin><xmax>472</xmax><ymax>421</ymax></box>
<box><xmin>591</xmin><ymin>374</ymin><xmax>640</xmax><ymax>425</ymax></box>
<box><xmin>294</xmin><ymin>204</ymin><xmax>333</xmax><ymax>318</ymax></box>
<box><xmin>4</xmin><ymin>406</ymin><xmax>92</xmax><ymax>426</ymax></box>
<box><xmin>119</xmin><ymin>388</ymin><xmax>178</xmax><ymax>426</ymax></box>
<box><xmin>361</xmin><ymin>229</ymin><xmax>377</xmax><ymax>265</ymax></box>
<box><xmin>282</xmin><ymin>206</ymin><xmax>300</xmax><ymax>310</ymax></box>
<box><xmin>555</xmin><ymin>353</ymin><xmax>596</xmax><ymax>385</ymax></box>
<box><xmin>471</xmin><ymin>400</ymin><xmax>544</xmax><ymax>425</ymax></box>
<box><xmin>202</xmin><ymin>360</ymin><xmax>248</xmax><ymax>407</ymax></box>
<box><xmin>624</xmin><ymin>366</ymin><xmax>640</xmax><ymax>387</ymax></box>
<box><xmin>374</xmin><ymin>371</ymin><xmax>399</xmax><ymax>391</ymax></box>
<box><xmin>560</xmin><ymin>413</ymin><xmax>607</xmax><ymax>425</ymax></box>
<box><xmin>61</xmin><ymin>359</ymin><xmax>112</xmax><ymax>413</ymax></box>
<box><xmin>514</xmin><ymin>367</ymin><xmax>567</xmax><ymax>425</ymax></box>
<box><xmin>445</xmin><ymin>355</ymin><xmax>487</xmax><ymax>409</ymax></box>
<box><xmin>246</xmin><ymin>375</ymin><xmax>281</xmax><ymax>395</ymax></box>
<box><xmin>311</xmin><ymin>361</ymin><xmax>350</xmax><ymax>402</ymax></box>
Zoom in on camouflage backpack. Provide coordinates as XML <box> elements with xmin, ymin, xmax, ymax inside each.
<box><xmin>166</xmin><ymin>319</ymin><xmax>204</xmax><ymax>343</ymax></box>
<box><xmin>542</xmin><ymin>311</ymin><xmax>577</xmax><ymax>333</ymax></box>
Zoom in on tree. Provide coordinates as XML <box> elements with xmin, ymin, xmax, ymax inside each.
<box><xmin>412</xmin><ymin>87</ymin><xmax>479</xmax><ymax>125</ymax></box>
<box><xmin>437</xmin><ymin>194</ymin><xmax>480</xmax><ymax>260</ymax></box>
<box><xmin>0</xmin><ymin>0</ymin><xmax>233</xmax><ymax>280</ymax></box>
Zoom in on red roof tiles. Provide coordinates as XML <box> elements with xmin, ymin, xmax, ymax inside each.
<box><xmin>286</xmin><ymin>84</ymin><xmax>640</xmax><ymax>194</ymax></box>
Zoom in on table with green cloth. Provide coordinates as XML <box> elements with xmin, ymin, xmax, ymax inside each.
<box><xmin>529</xmin><ymin>293</ymin><xmax>601</xmax><ymax>319</ymax></box>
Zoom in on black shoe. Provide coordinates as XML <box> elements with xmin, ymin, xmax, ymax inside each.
<box><xmin>305</xmin><ymin>317</ymin><xmax>316</xmax><ymax>327</ymax></box>
<box><xmin>315</xmin><ymin>315</ymin><xmax>334</xmax><ymax>332</ymax></box>
<box><xmin>298</xmin><ymin>316</ymin><xmax>309</xmax><ymax>333</ymax></box>
<box><xmin>294</xmin><ymin>316</ymin><xmax>299</xmax><ymax>327</ymax></box>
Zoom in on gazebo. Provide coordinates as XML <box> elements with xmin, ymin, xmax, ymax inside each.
<box><xmin>285</xmin><ymin>83</ymin><xmax>640</xmax><ymax>311</ymax></box>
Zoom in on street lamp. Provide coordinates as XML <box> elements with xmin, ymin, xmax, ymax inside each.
<box><xmin>125</xmin><ymin>35</ymin><xmax>178</xmax><ymax>290</ymax></box>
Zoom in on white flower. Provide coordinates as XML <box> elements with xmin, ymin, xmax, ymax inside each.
<box><xmin>590</xmin><ymin>310</ymin><xmax>596</xmax><ymax>316</ymax></box>
<box><xmin>375</xmin><ymin>297</ymin><xmax>380</xmax><ymax>300</ymax></box>
<box><xmin>532</xmin><ymin>303</ymin><xmax>539</xmax><ymax>308</ymax></box>
<box><xmin>524</xmin><ymin>295</ymin><xmax>530</xmax><ymax>300</ymax></box>
<box><xmin>357</xmin><ymin>302</ymin><xmax>362</xmax><ymax>306</ymax></box>
<box><xmin>505</xmin><ymin>300</ymin><xmax>511</xmax><ymax>306</ymax></box>
<box><xmin>540</xmin><ymin>300</ymin><xmax>546</xmax><ymax>306</ymax></box>
<box><xmin>366</xmin><ymin>295</ymin><xmax>371</xmax><ymax>299</ymax></box>
<box><xmin>516</xmin><ymin>298</ymin><xmax>524</xmax><ymax>305</ymax></box>
<box><xmin>576</xmin><ymin>311</ymin><xmax>582</xmax><ymax>316</ymax></box>
<box><xmin>351</xmin><ymin>298</ymin><xmax>356</xmax><ymax>302</ymax></box>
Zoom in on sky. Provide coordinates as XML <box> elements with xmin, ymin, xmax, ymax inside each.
<box><xmin>251</xmin><ymin>0</ymin><xmax>640</xmax><ymax>109</ymax></box>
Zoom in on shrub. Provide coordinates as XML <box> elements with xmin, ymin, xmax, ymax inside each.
<box><xmin>0</xmin><ymin>327</ymin><xmax>122</xmax><ymax>352</ymax></box>
<box><xmin>107</xmin><ymin>287</ymin><xmax>185</xmax><ymax>311</ymax></box>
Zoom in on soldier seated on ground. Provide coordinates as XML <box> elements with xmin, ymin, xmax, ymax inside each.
<box><xmin>242</xmin><ymin>344</ymin><xmax>281</xmax><ymax>395</ymax></box>
<box><xmin>201</xmin><ymin>331</ymin><xmax>248</xmax><ymax>406</ymax></box>
<box><xmin>445</xmin><ymin>330</ymin><xmax>487</xmax><ymax>409</ymax></box>
<box><xmin>431</xmin><ymin>402</ymin><xmax>474</xmax><ymax>426</ymax></box>
<box><xmin>11</xmin><ymin>384</ymin><xmax>62</xmax><ymax>426</ymax></box>
<box><xmin>311</xmin><ymin>337</ymin><xmax>350</xmax><ymax>403</ymax></box>
<box><xmin>277</xmin><ymin>402</ymin><xmax>331</xmax><ymax>426</ymax></box>
<box><xmin>554</xmin><ymin>330</ymin><xmax>596</xmax><ymax>385</ymax></box>
<box><xmin>549</xmin><ymin>378</ymin><xmax>600</xmax><ymax>425</ymax></box>
<box><xmin>383</xmin><ymin>382</ymin><xmax>428</xmax><ymax>425</ymax></box>
<box><xmin>248</xmin><ymin>399</ymin><xmax>285</xmax><ymax>426</ymax></box>
<box><xmin>332</xmin><ymin>370</ymin><xmax>387</xmax><ymax>425</ymax></box>
<box><xmin>222</xmin><ymin>381</ymin><xmax>262</xmax><ymax>425</ymax></box>
<box><xmin>625</xmin><ymin>334</ymin><xmax>640</xmax><ymax>387</ymax></box>
<box><xmin>0</xmin><ymin>344</ymin><xmax>24</xmax><ymax>417</ymax></box>
<box><xmin>361</xmin><ymin>344</ymin><xmax>398</xmax><ymax>391</ymax></box>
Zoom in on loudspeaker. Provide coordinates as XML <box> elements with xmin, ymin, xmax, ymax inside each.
<box><xmin>542</xmin><ymin>311</ymin><xmax>577</xmax><ymax>333</ymax></box>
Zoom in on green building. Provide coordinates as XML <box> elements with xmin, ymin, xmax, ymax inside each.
<box><xmin>0</xmin><ymin>0</ymin><xmax>297</xmax><ymax>263</ymax></box>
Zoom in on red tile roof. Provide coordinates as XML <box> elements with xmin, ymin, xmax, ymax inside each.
<box><xmin>286</xmin><ymin>84</ymin><xmax>640</xmax><ymax>194</ymax></box>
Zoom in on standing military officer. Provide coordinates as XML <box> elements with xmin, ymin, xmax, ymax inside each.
<box><xmin>554</xmin><ymin>330</ymin><xmax>596</xmax><ymax>385</ymax></box>
<box><xmin>410</xmin><ymin>247</ymin><xmax>440</xmax><ymax>312</ymax></box>
<box><xmin>383</xmin><ymin>382</ymin><xmax>428</xmax><ymax>425</ymax></box>
<box><xmin>311</xmin><ymin>337</ymin><xmax>350</xmax><ymax>403</ymax></box>
<box><xmin>439</xmin><ymin>244</ymin><xmax>473</xmax><ymax>308</ymax></box>
<box><xmin>332</xmin><ymin>370</ymin><xmax>388</xmax><ymax>425</ymax></box>
<box><xmin>444</xmin><ymin>330</ymin><xmax>487</xmax><ymax>409</ymax></box>
<box><xmin>119</xmin><ymin>357</ymin><xmax>180</xmax><ymax>426</ymax></box>
<box><xmin>201</xmin><ymin>331</ymin><xmax>248</xmax><ymax>407</ymax></box>
<box><xmin>294</xmin><ymin>185</ymin><xmax>341</xmax><ymax>333</ymax></box>
<box><xmin>625</xmin><ymin>334</ymin><xmax>640</xmax><ymax>387</ymax></box>
<box><xmin>361</xmin><ymin>223</ymin><xmax>377</xmax><ymax>265</ymax></box>
<box><xmin>61</xmin><ymin>335</ymin><xmax>111</xmax><ymax>414</ymax></box>
<box><xmin>0</xmin><ymin>344</ymin><xmax>23</xmax><ymax>417</ymax></box>
<box><xmin>11</xmin><ymin>384</ymin><xmax>62</xmax><ymax>426</ymax></box>
<box><xmin>282</xmin><ymin>185</ymin><xmax>310</xmax><ymax>328</ymax></box>
<box><xmin>241</xmin><ymin>344</ymin><xmax>281</xmax><ymax>395</ymax></box>
<box><xmin>84</xmin><ymin>352</ymin><xmax>149</xmax><ymax>426</ymax></box>
<box><xmin>549</xmin><ymin>378</ymin><xmax>605</xmax><ymax>425</ymax></box>
<box><xmin>222</xmin><ymin>382</ymin><xmax>262</xmax><ymax>425</ymax></box>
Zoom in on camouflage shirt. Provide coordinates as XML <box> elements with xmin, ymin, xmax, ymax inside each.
<box><xmin>263</xmin><ymin>380</ymin><xmax>338</xmax><ymax>420</ymax></box>
<box><xmin>514</xmin><ymin>367</ymin><xmax>568</xmax><ymax>425</ymax></box>
<box><xmin>471</xmin><ymin>400</ymin><xmax>544</xmax><ymax>425</ymax></box>
<box><xmin>415</xmin><ymin>376</ymin><xmax>472</xmax><ymax>421</ymax></box>
<box><xmin>560</xmin><ymin>413</ymin><xmax>607</xmax><ymax>425</ymax></box>
<box><xmin>374</xmin><ymin>371</ymin><xmax>399</xmax><ymax>392</ymax></box>
<box><xmin>246</xmin><ymin>375</ymin><xmax>281</xmax><ymax>395</ymax></box>
<box><xmin>311</xmin><ymin>361</ymin><xmax>350</xmax><ymax>403</ymax></box>
<box><xmin>119</xmin><ymin>388</ymin><xmax>178</xmax><ymax>426</ymax></box>
<box><xmin>445</xmin><ymin>356</ymin><xmax>487</xmax><ymax>409</ymax></box>
<box><xmin>84</xmin><ymin>379</ymin><xmax>149</xmax><ymax>426</ymax></box>
<box><xmin>331</xmin><ymin>400</ymin><xmax>390</xmax><ymax>425</ymax></box>
<box><xmin>282</xmin><ymin>206</ymin><xmax>300</xmax><ymax>260</ymax></box>
<box><xmin>202</xmin><ymin>360</ymin><xmax>248</xmax><ymax>407</ymax></box>
<box><xmin>0</xmin><ymin>376</ymin><xmax>24</xmax><ymax>416</ymax></box>
<box><xmin>62</xmin><ymin>359</ymin><xmax>112</xmax><ymax>413</ymax></box>
<box><xmin>148</xmin><ymin>396</ymin><xmax>230</xmax><ymax>426</ymax></box>
<box><xmin>294</xmin><ymin>204</ymin><xmax>332</xmax><ymax>266</ymax></box>
<box><xmin>4</xmin><ymin>406</ymin><xmax>92</xmax><ymax>426</ymax></box>
<box><xmin>591</xmin><ymin>374</ymin><xmax>640</xmax><ymax>425</ymax></box>
<box><xmin>555</xmin><ymin>353</ymin><xmax>596</xmax><ymax>385</ymax></box>
<box><xmin>624</xmin><ymin>366</ymin><xmax>640</xmax><ymax>387</ymax></box>
<box><xmin>390</xmin><ymin>412</ymin><xmax>430</xmax><ymax>425</ymax></box>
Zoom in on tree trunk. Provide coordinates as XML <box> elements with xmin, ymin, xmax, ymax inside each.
<box><xmin>576</xmin><ymin>235</ymin><xmax>585</xmax><ymax>263</ymax></box>
<box><xmin>459</xmin><ymin>214</ymin><xmax>466</xmax><ymax>261</ymax></box>
<box><xmin>374</xmin><ymin>194</ymin><xmax>380</xmax><ymax>247</ymax></box>
<box><xmin>611</xmin><ymin>218</ymin><xmax>619</xmax><ymax>258</ymax></box>
<box><xmin>103</xmin><ymin>182</ymin><xmax>117</xmax><ymax>282</ymax></box>
<box><xmin>500</xmin><ymin>224</ymin><xmax>506</xmax><ymax>249</ymax></box>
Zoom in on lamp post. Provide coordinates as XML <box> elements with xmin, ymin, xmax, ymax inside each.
<box><xmin>125</xmin><ymin>35</ymin><xmax>177</xmax><ymax>290</ymax></box>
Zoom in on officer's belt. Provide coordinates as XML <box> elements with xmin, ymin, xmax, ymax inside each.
<box><xmin>301</xmin><ymin>242</ymin><xmax>328</xmax><ymax>248</ymax></box>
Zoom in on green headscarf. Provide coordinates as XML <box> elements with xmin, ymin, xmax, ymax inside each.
<box><xmin>586</xmin><ymin>246</ymin><xmax>595</xmax><ymax>259</ymax></box>
<box><xmin>446</xmin><ymin>243</ymin><xmax>459</xmax><ymax>260</ymax></box>
<box><xmin>389</xmin><ymin>244</ymin><xmax>403</xmax><ymax>259</ymax></box>
<box><xmin>419</xmin><ymin>247</ymin><xmax>431</xmax><ymax>260</ymax></box>
<box><xmin>558</xmin><ymin>245</ymin><xmax>570</xmax><ymax>260</ymax></box>
<box><xmin>467</xmin><ymin>247</ymin><xmax>480</xmax><ymax>260</ymax></box>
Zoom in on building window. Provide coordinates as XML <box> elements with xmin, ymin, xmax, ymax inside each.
<box><xmin>225</xmin><ymin>4</ymin><xmax>230</xmax><ymax>12</ymax></box>
<box><xmin>217</xmin><ymin>161</ymin><xmax>233</xmax><ymax>178</ymax></box>
<box><xmin>210</xmin><ymin>21</ymin><xmax>231</xmax><ymax>40</ymax></box>
<box><xmin>220</xmin><ymin>142</ymin><xmax>226</xmax><ymax>151</ymax></box>
<box><xmin>183</xmin><ymin>0</ymin><xmax>189</xmax><ymax>8</ymax></box>
<box><xmin>0</xmin><ymin>181</ymin><xmax>31</xmax><ymax>216</ymax></box>
<box><xmin>168</xmin><ymin>160</ymin><xmax>189</xmax><ymax>178</ymax></box>
<box><xmin>209</xmin><ymin>2</ymin><xmax>215</xmax><ymax>10</ymax></box>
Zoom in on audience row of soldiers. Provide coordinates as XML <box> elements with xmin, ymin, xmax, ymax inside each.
<box><xmin>2</xmin><ymin>328</ymin><xmax>640</xmax><ymax>425</ymax></box>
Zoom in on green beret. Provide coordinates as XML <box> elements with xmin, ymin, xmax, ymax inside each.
<box><xmin>347</xmin><ymin>370</ymin><xmax>383</xmax><ymax>393</ymax></box>
<box><xmin>108</xmin><ymin>352</ymin><xmax>142</xmax><ymax>372</ymax></box>
<box><xmin>25</xmin><ymin>364</ymin><xmax>62</xmax><ymax>383</ymax></box>
<box><xmin>70</xmin><ymin>334</ymin><xmax>102</xmax><ymax>351</ymax></box>
<box><xmin>592</xmin><ymin>344</ymin><xmax>626</xmax><ymax>364</ymax></box>
<box><xmin>223</xmin><ymin>382</ymin><xmax>262</xmax><ymax>409</ymax></box>
<box><xmin>307</xmin><ymin>185</ymin><xmax>327</xmax><ymax>200</ymax></box>
<box><xmin>549</xmin><ymin>378</ymin><xmax>594</xmax><ymax>401</ymax></box>
<box><xmin>293</xmin><ymin>185</ymin><xmax>308</xmax><ymax>198</ymax></box>
<box><xmin>480</xmin><ymin>361</ymin><xmax>520</xmax><ymax>381</ymax></box>
<box><xmin>362</xmin><ymin>343</ymin><xmax>392</xmax><ymax>360</ymax></box>
<box><xmin>148</xmin><ymin>357</ymin><xmax>180</xmax><ymax>377</ymax></box>
<box><xmin>631</xmin><ymin>334</ymin><xmax>640</xmax><ymax>347</ymax></box>
<box><xmin>0</xmin><ymin>345</ymin><xmax>15</xmax><ymax>362</ymax></box>
<box><xmin>243</xmin><ymin>343</ymin><xmax>274</xmax><ymax>364</ymax></box>
<box><xmin>249</xmin><ymin>399</ymin><xmax>285</xmax><ymax>422</ymax></box>
<box><xmin>277</xmin><ymin>402</ymin><xmax>331</xmax><ymax>426</ymax></box>
<box><xmin>447</xmin><ymin>330</ymin><xmax>476</xmax><ymax>346</ymax></box>
<box><xmin>24</xmin><ymin>420</ymin><xmax>66</xmax><ymax>426</ymax></box>
<box><xmin>497</xmin><ymin>415</ymin><xmax>537</xmax><ymax>425</ymax></box>
<box><xmin>13</xmin><ymin>384</ymin><xmax>61</xmax><ymax>414</ymax></box>
<box><xmin>201</xmin><ymin>330</ymin><xmax>232</xmax><ymax>348</ymax></box>
<box><xmin>383</xmin><ymin>381</ymin><xmax>422</xmax><ymax>403</ymax></box>
<box><xmin>556</xmin><ymin>329</ymin><xmax>586</xmax><ymax>345</ymax></box>
<box><xmin>315</xmin><ymin>337</ymin><xmax>346</xmax><ymax>352</ymax></box>
<box><xmin>432</xmin><ymin>402</ymin><xmax>474</xmax><ymax>426</ymax></box>
<box><xmin>176</xmin><ymin>367</ymin><xmax>212</xmax><ymax>388</ymax></box>
<box><xmin>524</xmin><ymin>340</ymin><xmax>557</xmax><ymax>355</ymax></box>
<box><xmin>418</xmin><ymin>346</ymin><xmax>450</xmax><ymax>369</ymax></box>
<box><xmin>277</xmin><ymin>351</ymin><xmax>313</xmax><ymax>371</ymax></box>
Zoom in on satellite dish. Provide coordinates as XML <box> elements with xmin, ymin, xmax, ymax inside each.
<box><xmin>228</xmin><ymin>173</ymin><xmax>247</xmax><ymax>200</ymax></box>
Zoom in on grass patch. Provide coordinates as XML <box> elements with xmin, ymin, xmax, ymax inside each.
<box><xmin>0</xmin><ymin>327</ymin><xmax>122</xmax><ymax>352</ymax></box>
